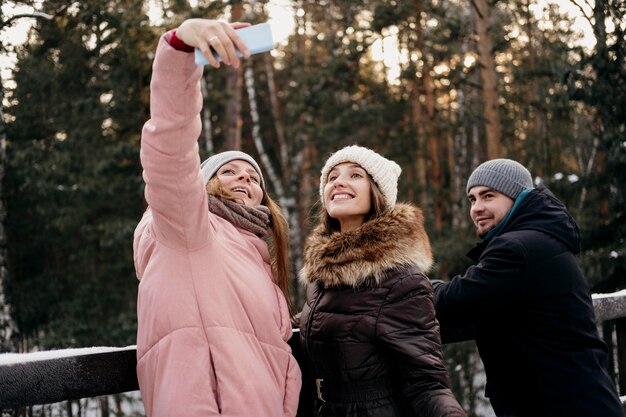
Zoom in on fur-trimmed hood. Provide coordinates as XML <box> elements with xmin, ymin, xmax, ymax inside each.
<box><xmin>300</xmin><ymin>203</ymin><xmax>433</xmax><ymax>288</ymax></box>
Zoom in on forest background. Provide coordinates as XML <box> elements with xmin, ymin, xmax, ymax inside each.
<box><xmin>0</xmin><ymin>0</ymin><xmax>624</xmax><ymax>416</ymax></box>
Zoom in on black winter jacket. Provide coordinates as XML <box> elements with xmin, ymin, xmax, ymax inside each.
<box><xmin>299</xmin><ymin>204</ymin><xmax>466</xmax><ymax>417</ymax></box>
<box><xmin>434</xmin><ymin>187</ymin><xmax>624</xmax><ymax>417</ymax></box>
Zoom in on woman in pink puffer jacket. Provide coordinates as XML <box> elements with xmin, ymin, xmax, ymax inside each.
<box><xmin>133</xmin><ymin>19</ymin><xmax>301</xmax><ymax>417</ymax></box>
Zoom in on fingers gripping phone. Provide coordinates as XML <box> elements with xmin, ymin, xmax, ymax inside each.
<box><xmin>194</xmin><ymin>23</ymin><xmax>274</xmax><ymax>65</ymax></box>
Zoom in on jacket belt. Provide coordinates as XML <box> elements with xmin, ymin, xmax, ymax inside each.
<box><xmin>315</xmin><ymin>377</ymin><xmax>393</xmax><ymax>403</ymax></box>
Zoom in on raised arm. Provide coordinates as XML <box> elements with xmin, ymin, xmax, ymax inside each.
<box><xmin>139</xmin><ymin>20</ymin><xmax>250</xmax><ymax>250</ymax></box>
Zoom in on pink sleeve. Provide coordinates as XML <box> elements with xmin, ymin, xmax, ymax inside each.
<box><xmin>139</xmin><ymin>34</ymin><xmax>210</xmax><ymax>250</ymax></box>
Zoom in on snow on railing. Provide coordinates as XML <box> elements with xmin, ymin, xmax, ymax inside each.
<box><xmin>593</xmin><ymin>290</ymin><xmax>626</xmax><ymax>321</ymax></box>
<box><xmin>2</xmin><ymin>291</ymin><xmax>626</xmax><ymax>414</ymax></box>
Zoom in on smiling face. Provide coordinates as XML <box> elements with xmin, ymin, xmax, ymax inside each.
<box><xmin>323</xmin><ymin>162</ymin><xmax>372</xmax><ymax>232</ymax></box>
<box><xmin>468</xmin><ymin>185</ymin><xmax>514</xmax><ymax>236</ymax></box>
<box><xmin>215</xmin><ymin>160</ymin><xmax>264</xmax><ymax>206</ymax></box>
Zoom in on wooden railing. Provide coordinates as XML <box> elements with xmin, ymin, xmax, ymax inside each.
<box><xmin>2</xmin><ymin>290</ymin><xmax>626</xmax><ymax>414</ymax></box>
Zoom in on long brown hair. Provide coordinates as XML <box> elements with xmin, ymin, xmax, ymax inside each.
<box><xmin>317</xmin><ymin>174</ymin><xmax>387</xmax><ymax>235</ymax></box>
<box><xmin>206</xmin><ymin>177</ymin><xmax>294</xmax><ymax>314</ymax></box>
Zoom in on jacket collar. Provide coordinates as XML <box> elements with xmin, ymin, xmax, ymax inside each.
<box><xmin>300</xmin><ymin>203</ymin><xmax>433</xmax><ymax>288</ymax></box>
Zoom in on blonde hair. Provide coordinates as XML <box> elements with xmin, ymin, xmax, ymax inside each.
<box><xmin>318</xmin><ymin>175</ymin><xmax>387</xmax><ymax>235</ymax></box>
<box><xmin>206</xmin><ymin>177</ymin><xmax>294</xmax><ymax>314</ymax></box>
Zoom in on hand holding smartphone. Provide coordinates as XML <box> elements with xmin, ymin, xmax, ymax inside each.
<box><xmin>195</xmin><ymin>23</ymin><xmax>274</xmax><ymax>66</ymax></box>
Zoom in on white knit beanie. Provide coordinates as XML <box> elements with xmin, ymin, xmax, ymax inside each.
<box><xmin>319</xmin><ymin>145</ymin><xmax>401</xmax><ymax>210</ymax></box>
<box><xmin>466</xmin><ymin>158</ymin><xmax>533</xmax><ymax>200</ymax></box>
<box><xmin>200</xmin><ymin>151</ymin><xmax>265</xmax><ymax>189</ymax></box>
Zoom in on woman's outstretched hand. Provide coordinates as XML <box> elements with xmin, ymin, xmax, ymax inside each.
<box><xmin>176</xmin><ymin>19</ymin><xmax>251</xmax><ymax>68</ymax></box>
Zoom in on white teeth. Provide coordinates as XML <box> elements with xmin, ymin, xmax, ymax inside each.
<box><xmin>333</xmin><ymin>194</ymin><xmax>352</xmax><ymax>200</ymax></box>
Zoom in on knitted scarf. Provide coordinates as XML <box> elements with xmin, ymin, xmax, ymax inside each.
<box><xmin>207</xmin><ymin>195</ymin><xmax>270</xmax><ymax>238</ymax></box>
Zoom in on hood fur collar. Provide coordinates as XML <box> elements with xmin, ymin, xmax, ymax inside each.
<box><xmin>300</xmin><ymin>203</ymin><xmax>433</xmax><ymax>287</ymax></box>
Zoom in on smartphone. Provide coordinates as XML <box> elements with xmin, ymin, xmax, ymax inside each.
<box><xmin>194</xmin><ymin>22</ymin><xmax>274</xmax><ymax>65</ymax></box>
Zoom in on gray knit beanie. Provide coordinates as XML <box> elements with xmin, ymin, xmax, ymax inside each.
<box><xmin>320</xmin><ymin>145</ymin><xmax>401</xmax><ymax>210</ymax></box>
<box><xmin>200</xmin><ymin>151</ymin><xmax>265</xmax><ymax>189</ymax></box>
<box><xmin>466</xmin><ymin>158</ymin><xmax>533</xmax><ymax>200</ymax></box>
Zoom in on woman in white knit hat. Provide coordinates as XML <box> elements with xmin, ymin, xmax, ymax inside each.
<box><xmin>133</xmin><ymin>18</ymin><xmax>300</xmax><ymax>416</ymax></box>
<box><xmin>298</xmin><ymin>145</ymin><xmax>466</xmax><ymax>417</ymax></box>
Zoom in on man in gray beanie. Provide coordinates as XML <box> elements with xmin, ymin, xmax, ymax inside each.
<box><xmin>433</xmin><ymin>159</ymin><xmax>623</xmax><ymax>417</ymax></box>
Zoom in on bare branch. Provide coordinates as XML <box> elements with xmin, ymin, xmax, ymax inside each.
<box><xmin>1</xmin><ymin>12</ymin><xmax>53</xmax><ymax>30</ymax></box>
<box><xmin>569</xmin><ymin>0</ymin><xmax>594</xmax><ymax>26</ymax></box>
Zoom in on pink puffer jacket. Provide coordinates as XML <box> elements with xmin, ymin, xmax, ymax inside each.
<box><xmin>133</xmin><ymin>34</ymin><xmax>301</xmax><ymax>417</ymax></box>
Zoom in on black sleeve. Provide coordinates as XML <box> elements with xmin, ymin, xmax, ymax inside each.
<box><xmin>377</xmin><ymin>273</ymin><xmax>467</xmax><ymax>417</ymax></box>
<box><xmin>434</xmin><ymin>236</ymin><xmax>531</xmax><ymax>323</ymax></box>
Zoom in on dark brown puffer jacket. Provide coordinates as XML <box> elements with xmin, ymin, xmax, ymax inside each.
<box><xmin>299</xmin><ymin>203</ymin><xmax>466</xmax><ymax>417</ymax></box>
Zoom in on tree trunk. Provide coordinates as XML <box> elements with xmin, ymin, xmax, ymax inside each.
<box><xmin>244</xmin><ymin>61</ymin><xmax>304</xmax><ymax>301</ymax></box>
<box><xmin>293</xmin><ymin>0</ymin><xmax>314</xmax><ymax>302</ymax></box>
<box><xmin>263</xmin><ymin>54</ymin><xmax>288</xmax><ymax>181</ymax></box>
<box><xmin>243</xmin><ymin>62</ymin><xmax>284</xmax><ymax>197</ymax></box>
<box><xmin>0</xmin><ymin>74</ymin><xmax>17</xmax><ymax>352</ymax></box>
<box><xmin>577</xmin><ymin>134</ymin><xmax>599</xmax><ymax>213</ymax></box>
<box><xmin>591</xmin><ymin>0</ymin><xmax>610</xmax><ymax>223</ymax></box>
<box><xmin>414</xmin><ymin>0</ymin><xmax>442</xmax><ymax>231</ymax></box>
<box><xmin>472</xmin><ymin>0</ymin><xmax>502</xmax><ymax>159</ymax></box>
<box><xmin>114</xmin><ymin>394</ymin><xmax>123</xmax><ymax>417</ymax></box>
<box><xmin>223</xmin><ymin>2</ymin><xmax>244</xmax><ymax>151</ymax></box>
<box><xmin>469</xmin><ymin>64</ymin><xmax>483</xmax><ymax>169</ymax></box>
<box><xmin>99</xmin><ymin>396</ymin><xmax>110</xmax><ymax>417</ymax></box>
<box><xmin>200</xmin><ymin>77</ymin><xmax>214</xmax><ymax>154</ymax></box>
<box><xmin>446</xmin><ymin>102</ymin><xmax>460</xmax><ymax>231</ymax></box>
<box><xmin>295</xmin><ymin>0</ymin><xmax>309</xmax><ymax>68</ymax></box>
<box><xmin>523</xmin><ymin>0</ymin><xmax>545</xmax><ymax>177</ymax></box>
<box><xmin>453</xmin><ymin>37</ymin><xmax>471</xmax><ymax>230</ymax></box>
<box><xmin>410</xmin><ymin>79</ymin><xmax>430</xmax><ymax>213</ymax></box>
